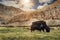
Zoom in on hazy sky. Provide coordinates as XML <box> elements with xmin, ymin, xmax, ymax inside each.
<box><xmin>0</xmin><ymin>0</ymin><xmax>56</xmax><ymax>11</ymax></box>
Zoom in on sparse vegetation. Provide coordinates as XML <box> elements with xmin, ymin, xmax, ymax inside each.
<box><xmin>0</xmin><ymin>27</ymin><xmax>60</xmax><ymax>40</ymax></box>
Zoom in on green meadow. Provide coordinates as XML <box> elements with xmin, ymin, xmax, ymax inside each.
<box><xmin>0</xmin><ymin>27</ymin><xmax>60</xmax><ymax>40</ymax></box>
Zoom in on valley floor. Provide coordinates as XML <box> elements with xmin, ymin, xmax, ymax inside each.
<box><xmin>0</xmin><ymin>27</ymin><xmax>60</xmax><ymax>40</ymax></box>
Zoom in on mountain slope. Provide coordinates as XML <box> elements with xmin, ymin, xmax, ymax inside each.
<box><xmin>0</xmin><ymin>4</ymin><xmax>24</xmax><ymax>24</ymax></box>
<box><xmin>0</xmin><ymin>0</ymin><xmax>60</xmax><ymax>26</ymax></box>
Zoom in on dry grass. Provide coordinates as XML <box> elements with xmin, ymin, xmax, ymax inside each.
<box><xmin>0</xmin><ymin>27</ymin><xmax>59</xmax><ymax>40</ymax></box>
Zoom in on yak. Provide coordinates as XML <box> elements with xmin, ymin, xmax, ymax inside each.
<box><xmin>31</xmin><ymin>21</ymin><xmax>50</xmax><ymax>32</ymax></box>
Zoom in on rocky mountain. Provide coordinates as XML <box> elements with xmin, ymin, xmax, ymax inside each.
<box><xmin>0</xmin><ymin>4</ymin><xmax>24</xmax><ymax>25</ymax></box>
<box><xmin>28</xmin><ymin>0</ymin><xmax>60</xmax><ymax>26</ymax></box>
<box><xmin>0</xmin><ymin>0</ymin><xmax>60</xmax><ymax>26</ymax></box>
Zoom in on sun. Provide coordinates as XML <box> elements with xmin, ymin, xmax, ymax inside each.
<box><xmin>23</xmin><ymin>0</ymin><xmax>30</xmax><ymax>3</ymax></box>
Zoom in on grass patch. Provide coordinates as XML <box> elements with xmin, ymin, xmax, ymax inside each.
<box><xmin>0</xmin><ymin>27</ymin><xmax>60</xmax><ymax>40</ymax></box>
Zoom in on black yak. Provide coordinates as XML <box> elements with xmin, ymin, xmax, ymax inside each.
<box><xmin>31</xmin><ymin>21</ymin><xmax>50</xmax><ymax>32</ymax></box>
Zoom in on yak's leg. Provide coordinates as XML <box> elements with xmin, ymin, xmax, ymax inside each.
<box><xmin>31</xmin><ymin>27</ymin><xmax>35</xmax><ymax>32</ymax></box>
<box><xmin>42</xmin><ymin>28</ymin><xmax>44</xmax><ymax>32</ymax></box>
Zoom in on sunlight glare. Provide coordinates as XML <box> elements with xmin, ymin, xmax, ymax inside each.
<box><xmin>23</xmin><ymin>0</ymin><xmax>30</xmax><ymax>3</ymax></box>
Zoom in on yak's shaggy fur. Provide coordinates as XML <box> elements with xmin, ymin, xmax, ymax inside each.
<box><xmin>31</xmin><ymin>21</ymin><xmax>50</xmax><ymax>32</ymax></box>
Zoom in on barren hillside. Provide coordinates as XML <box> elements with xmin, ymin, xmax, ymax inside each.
<box><xmin>0</xmin><ymin>4</ymin><xmax>24</xmax><ymax>25</ymax></box>
<box><xmin>29</xmin><ymin>0</ymin><xmax>60</xmax><ymax>19</ymax></box>
<box><xmin>0</xmin><ymin>0</ymin><xmax>60</xmax><ymax>26</ymax></box>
